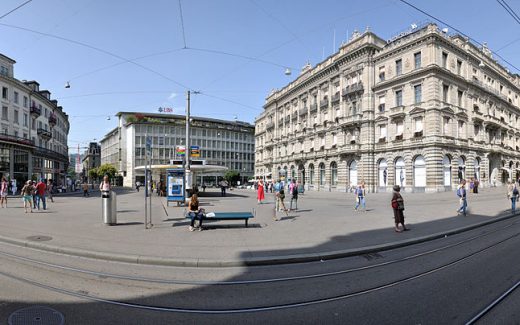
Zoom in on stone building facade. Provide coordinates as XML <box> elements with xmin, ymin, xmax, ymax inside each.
<box><xmin>255</xmin><ymin>24</ymin><xmax>520</xmax><ymax>192</ymax></box>
<box><xmin>0</xmin><ymin>53</ymin><xmax>69</xmax><ymax>188</ymax></box>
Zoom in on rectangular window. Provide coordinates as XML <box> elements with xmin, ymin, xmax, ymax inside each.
<box><xmin>13</xmin><ymin>110</ymin><xmax>18</xmax><ymax>124</ymax></box>
<box><xmin>474</xmin><ymin>124</ymin><xmax>480</xmax><ymax>137</ymax></box>
<box><xmin>395</xmin><ymin>59</ymin><xmax>402</xmax><ymax>76</ymax></box>
<box><xmin>414</xmin><ymin>84</ymin><xmax>422</xmax><ymax>103</ymax></box>
<box><xmin>23</xmin><ymin>96</ymin><xmax>28</xmax><ymax>108</ymax></box>
<box><xmin>443</xmin><ymin>85</ymin><xmax>449</xmax><ymax>102</ymax></box>
<box><xmin>379</xmin><ymin>125</ymin><xmax>387</xmax><ymax>138</ymax></box>
<box><xmin>14</xmin><ymin>92</ymin><xmax>18</xmax><ymax>104</ymax></box>
<box><xmin>442</xmin><ymin>52</ymin><xmax>448</xmax><ymax>68</ymax></box>
<box><xmin>443</xmin><ymin>117</ymin><xmax>450</xmax><ymax>135</ymax></box>
<box><xmin>379</xmin><ymin>66</ymin><xmax>385</xmax><ymax>82</ymax></box>
<box><xmin>1</xmin><ymin>87</ymin><xmax>7</xmax><ymax>100</ymax></box>
<box><xmin>458</xmin><ymin>121</ymin><xmax>465</xmax><ymax>138</ymax></box>
<box><xmin>396</xmin><ymin>121</ymin><xmax>404</xmax><ymax>136</ymax></box>
<box><xmin>378</xmin><ymin>96</ymin><xmax>385</xmax><ymax>113</ymax></box>
<box><xmin>395</xmin><ymin>90</ymin><xmax>403</xmax><ymax>106</ymax></box>
<box><xmin>458</xmin><ymin>90</ymin><xmax>463</xmax><ymax>107</ymax></box>
<box><xmin>23</xmin><ymin>113</ymin><xmax>28</xmax><ymax>127</ymax></box>
<box><xmin>1</xmin><ymin>106</ymin><xmax>7</xmax><ymax>120</ymax></box>
<box><xmin>457</xmin><ymin>60</ymin><xmax>462</xmax><ymax>75</ymax></box>
<box><xmin>415</xmin><ymin>117</ymin><xmax>423</xmax><ymax>132</ymax></box>
<box><xmin>414</xmin><ymin>52</ymin><xmax>421</xmax><ymax>69</ymax></box>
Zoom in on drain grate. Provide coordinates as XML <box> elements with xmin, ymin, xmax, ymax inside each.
<box><xmin>8</xmin><ymin>306</ymin><xmax>64</xmax><ymax>325</ymax></box>
<box><xmin>26</xmin><ymin>236</ymin><xmax>53</xmax><ymax>242</ymax></box>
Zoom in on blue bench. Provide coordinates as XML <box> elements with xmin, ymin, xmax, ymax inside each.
<box><xmin>186</xmin><ymin>211</ymin><xmax>255</xmax><ymax>227</ymax></box>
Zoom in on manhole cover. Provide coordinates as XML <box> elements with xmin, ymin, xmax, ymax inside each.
<box><xmin>26</xmin><ymin>236</ymin><xmax>53</xmax><ymax>242</ymax></box>
<box><xmin>8</xmin><ymin>306</ymin><xmax>64</xmax><ymax>325</ymax></box>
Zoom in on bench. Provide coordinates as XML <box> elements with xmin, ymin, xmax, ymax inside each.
<box><xmin>186</xmin><ymin>211</ymin><xmax>255</xmax><ymax>228</ymax></box>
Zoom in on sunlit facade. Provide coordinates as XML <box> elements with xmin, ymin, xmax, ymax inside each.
<box><xmin>255</xmin><ymin>24</ymin><xmax>520</xmax><ymax>192</ymax></box>
<box><xmin>0</xmin><ymin>53</ymin><xmax>69</xmax><ymax>187</ymax></box>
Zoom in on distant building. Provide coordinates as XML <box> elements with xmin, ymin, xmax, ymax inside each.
<box><xmin>0</xmin><ymin>53</ymin><xmax>69</xmax><ymax>186</ymax></box>
<box><xmin>255</xmin><ymin>23</ymin><xmax>520</xmax><ymax>192</ymax></box>
<box><xmin>100</xmin><ymin>112</ymin><xmax>255</xmax><ymax>187</ymax></box>
<box><xmin>82</xmin><ymin>142</ymin><xmax>101</xmax><ymax>182</ymax></box>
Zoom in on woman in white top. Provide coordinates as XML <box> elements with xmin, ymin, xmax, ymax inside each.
<box><xmin>99</xmin><ymin>175</ymin><xmax>111</xmax><ymax>192</ymax></box>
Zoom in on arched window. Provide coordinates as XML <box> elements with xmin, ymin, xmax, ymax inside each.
<box><xmin>395</xmin><ymin>157</ymin><xmax>406</xmax><ymax>186</ymax></box>
<box><xmin>290</xmin><ymin>165</ymin><xmax>295</xmax><ymax>181</ymax></box>
<box><xmin>331</xmin><ymin>162</ymin><xmax>338</xmax><ymax>185</ymax></box>
<box><xmin>309</xmin><ymin>164</ymin><xmax>315</xmax><ymax>185</ymax></box>
<box><xmin>413</xmin><ymin>155</ymin><xmax>426</xmax><ymax>187</ymax></box>
<box><xmin>443</xmin><ymin>155</ymin><xmax>451</xmax><ymax>186</ymax></box>
<box><xmin>319</xmin><ymin>163</ymin><xmax>326</xmax><ymax>185</ymax></box>
<box><xmin>349</xmin><ymin>160</ymin><xmax>358</xmax><ymax>186</ymax></box>
<box><xmin>378</xmin><ymin>159</ymin><xmax>388</xmax><ymax>186</ymax></box>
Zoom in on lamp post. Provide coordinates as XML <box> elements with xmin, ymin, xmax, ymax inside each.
<box><xmin>185</xmin><ymin>90</ymin><xmax>200</xmax><ymax>198</ymax></box>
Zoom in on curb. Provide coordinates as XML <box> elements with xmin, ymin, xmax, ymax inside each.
<box><xmin>0</xmin><ymin>212</ymin><xmax>517</xmax><ymax>268</ymax></box>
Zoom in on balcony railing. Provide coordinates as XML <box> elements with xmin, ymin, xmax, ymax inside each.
<box><xmin>299</xmin><ymin>107</ymin><xmax>308</xmax><ymax>116</ymax></box>
<box><xmin>342</xmin><ymin>82</ymin><xmax>364</xmax><ymax>96</ymax></box>
<box><xmin>0</xmin><ymin>133</ymin><xmax>34</xmax><ymax>146</ymax></box>
<box><xmin>48</xmin><ymin>114</ymin><xmax>57</xmax><ymax>127</ymax></box>
<box><xmin>310</xmin><ymin>103</ymin><xmax>318</xmax><ymax>113</ymax></box>
<box><xmin>34</xmin><ymin>146</ymin><xmax>68</xmax><ymax>163</ymax></box>
<box><xmin>30</xmin><ymin>106</ymin><xmax>41</xmax><ymax>118</ymax></box>
<box><xmin>37</xmin><ymin>128</ymin><xmax>52</xmax><ymax>139</ymax></box>
<box><xmin>320</xmin><ymin>98</ymin><xmax>329</xmax><ymax>109</ymax></box>
<box><xmin>331</xmin><ymin>93</ymin><xmax>340</xmax><ymax>104</ymax></box>
<box><xmin>266</xmin><ymin>121</ymin><xmax>274</xmax><ymax>129</ymax></box>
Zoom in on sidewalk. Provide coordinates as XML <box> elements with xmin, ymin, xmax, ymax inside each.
<box><xmin>0</xmin><ymin>186</ymin><xmax>515</xmax><ymax>267</ymax></box>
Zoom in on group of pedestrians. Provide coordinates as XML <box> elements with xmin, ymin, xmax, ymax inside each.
<box><xmin>0</xmin><ymin>177</ymin><xmax>53</xmax><ymax>212</ymax></box>
<box><xmin>20</xmin><ymin>179</ymin><xmax>51</xmax><ymax>213</ymax></box>
<box><xmin>256</xmin><ymin>178</ymin><xmax>299</xmax><ymax>221</ymax></box>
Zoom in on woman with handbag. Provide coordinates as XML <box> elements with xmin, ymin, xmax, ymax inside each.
<box><xmin>391</xmin><ymin>185</ymin><xmax>408</xmax><ymax>232</ymax></box>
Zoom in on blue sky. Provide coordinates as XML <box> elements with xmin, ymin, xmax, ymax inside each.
<box><xmin>2</xmin><ymin>0</ymin><xmax>520</xmax><ymax>152</ymax></box>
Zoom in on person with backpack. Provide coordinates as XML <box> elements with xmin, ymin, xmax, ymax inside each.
<box><xmin>354</xmin><ymin>181</ymin><xmax>366</xmax><ymax>211</ymax></box>
<box><xmin>456</xmin><ymin>180</ymin><xmax>468</xmax><ymax>216</ymax></box>
<box><xmin>507</xmin><ymin>181</ymin><xmax>519</xmax><ymax>213</ymax></box>
<box><xmin>391</xmin><ymin>185</ymin><xmax>408</xmax><ymax>232</ymax></box>
<box><xmin>289</xmin><ymin>179</ymin><xmax>298</xmax><ymax>211</ymax></box>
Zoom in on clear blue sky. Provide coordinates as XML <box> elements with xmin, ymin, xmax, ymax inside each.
<box><xmin>2</xmin><ymin>0</ymin><xmax>520</xmax><ymax>152</ymax></box>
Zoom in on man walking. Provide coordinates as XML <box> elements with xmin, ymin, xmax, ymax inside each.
<box><xmin>35</xmin><ymin>179</ymin><xmax>47</xmax><ymax>210</ymax></box>
<box><xmin>354</xmin><ymin>181</ymin><xmax>366</xmax><ymax>211</ymax></box>
<box><xmin>289</xmin><ymin>179</ymin><xmax>298</xmax><ymax>211</ymax></box>
<box><xmin>456</xmin><ymin>180</ymin><xmax>468</xmax><ymax>216</ymax></box>
<box><xmin>507</xmin><ymin>181</ymin><xmax>519</xmax><ymax>213</ymax></box>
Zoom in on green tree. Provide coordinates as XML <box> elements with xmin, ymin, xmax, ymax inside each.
<box><xmin>97</xmin><ymin>164</ymin><xmax>118</xmax><ymax>180</ymax></box>
<box><xmin>88</xmin><ymin>168</ymin><xmax>98</xmax><ymax>181</ymax></box>
<box><xmin>67</xmin><ymin>167</ymin><xmax>76</xmax><ymax>179</ymax></box>
<box><xmin>224</xmin><ymin>170</ymin><xmax>240</xmax><ymax>186</ymax></box>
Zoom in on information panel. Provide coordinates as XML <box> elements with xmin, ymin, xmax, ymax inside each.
<box><xmin>167</xmin><ymin>168</ymin><xmax>185</xmax><ymax>206</ymax></box>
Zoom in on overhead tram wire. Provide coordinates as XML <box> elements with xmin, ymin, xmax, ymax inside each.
<box><xmin>0</xmin><ymin>0</ymin><xmax>32</xmax><ymax>20</ymax></box>
<box><xmin>0</xmin><ymin>22</ymin><xmax>191</xmax><ymax>90</ymax></box>
<box><xmin>178</xmin><ymin>0</ymin><xmax>187</xmax><ymax>48</ymax></box>
<box><xmin>497</xmin><ymin>0</ymin><xmax>520</xmax><ymax>24</ymax></box>
<box><xmin>398</xmin><ymin>0</ymin><xmax>520</xmax><ymax>74</ymax></box>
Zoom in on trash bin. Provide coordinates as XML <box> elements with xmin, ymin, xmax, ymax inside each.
<box><xmin>102</xmin><ymin>190</ymin><xmax>117</xmax><ymax>225</ymax></box>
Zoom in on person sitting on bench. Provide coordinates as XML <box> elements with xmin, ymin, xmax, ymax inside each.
<box><xmin>188</xmin><ymin>194</ymin><xmax>204</xmax><ymax>232</ymax></box>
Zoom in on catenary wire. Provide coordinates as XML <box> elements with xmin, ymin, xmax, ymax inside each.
<box><xmin>178</xmin><ymin>0</ymin><xmax>187</xmax><ymax>48</ymax></box>
<box><xmin>0</xmin><ymin>0</ymin><xmax>32</xmax><ymax>20</ymax></box>
<box><xmin>497</xmin><ymin>0</ymin><xmax>520</xmax><ymax>24</ymax></box>
<box><xmin>398</xmin><ymin>0</ymin><xmax>520</xmax><ymax>73</ymax></box>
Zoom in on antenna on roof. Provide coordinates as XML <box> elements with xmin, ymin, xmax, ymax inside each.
<box><xmin>441</xmin><ymin>28</ymin><xmax>449</xmax><ymax>33</ymax></box>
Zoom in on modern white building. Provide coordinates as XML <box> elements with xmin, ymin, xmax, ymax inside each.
<box><xmin>100</xmin><ymin>112</ymin><xmax>255</xmax><ymax>187</ymax></box>
<box><xmin>0</xmin><ymin>53</ymin><xmax>69</xmax><ymax>187</ymax></box>
<box><xmin>255</xmin><ymin>23</ymin><xmax>520</xmax><ymax>192</ymax></box>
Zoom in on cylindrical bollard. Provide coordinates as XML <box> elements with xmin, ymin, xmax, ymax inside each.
<box><xmin>102</xmin><ymin>190</ymin><xmax>117</xmax><ymax>225</ymax></box>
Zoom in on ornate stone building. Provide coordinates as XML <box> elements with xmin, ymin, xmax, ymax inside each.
<box><xmin>255</xmin><ymin>24</ymin><xmax>520</xmax><ymax>192</ymax></box>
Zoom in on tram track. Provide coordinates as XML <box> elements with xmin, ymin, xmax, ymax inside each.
<box><xmin>1</xmin><ymin>219</ymin><xmax>520</xmax><ymax>314</ymax></box>
<box><xmin>0</xmin><ymin>217</ymin><xmax>519</xmax><ymax>287</ymax></box>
